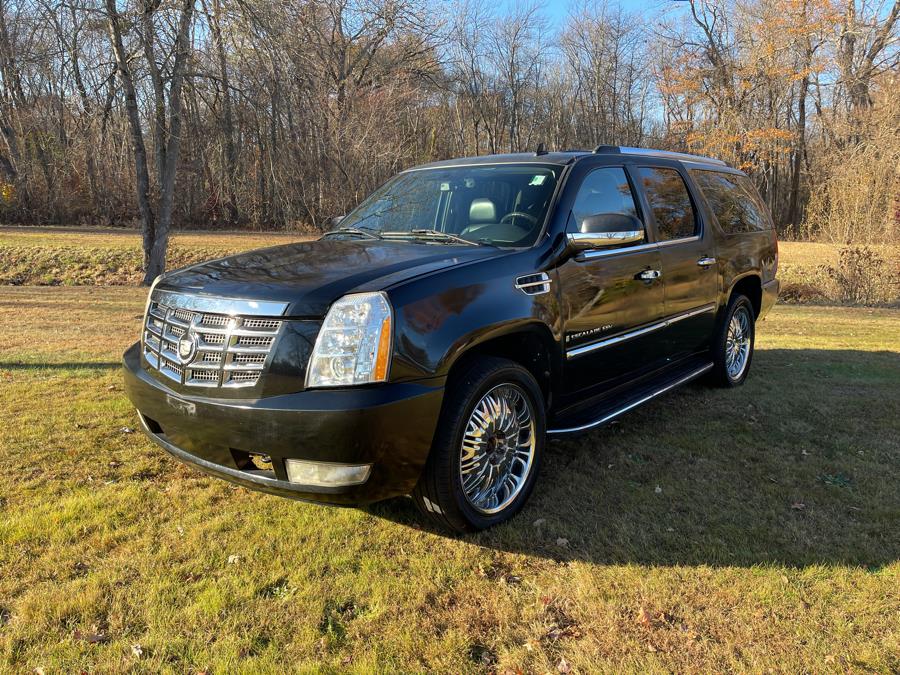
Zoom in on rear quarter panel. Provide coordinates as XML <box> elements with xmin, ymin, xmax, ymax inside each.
<box><xmin>717</xmin><ymin>229</ymin><xmax>778</xmax><ymax>295</ymax></box>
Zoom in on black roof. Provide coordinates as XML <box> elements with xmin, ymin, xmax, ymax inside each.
<box><xmin>405</xmin><ymin>146</ymin><xmax>737</xmax><ymax>173</ymax></box>
<box><xmin>407</xmin><ymin>152</ymin><xmax>588</xmax><ymax>170</ymax></box>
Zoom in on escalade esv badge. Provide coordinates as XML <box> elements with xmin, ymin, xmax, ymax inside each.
<box><xmin>122</xmin><ymin>145</ymin><xmax>780</xmax><ymax>533</ymax></box>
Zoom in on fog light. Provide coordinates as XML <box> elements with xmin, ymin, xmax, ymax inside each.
<box><xmin>285</xmin><ymin>459</ymin><xmax>372</xmax><ymax>487</ymax></box>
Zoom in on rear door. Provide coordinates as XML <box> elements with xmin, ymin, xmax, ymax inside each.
<box><xmin>557</xmin><ymin>164</ymin><xmax>667</xmax><ymax>399</ymax></box>
<box><xmin>633</xmin><ymin>164</ymin><xmax>719</xmax><ymax>359</ymax></box>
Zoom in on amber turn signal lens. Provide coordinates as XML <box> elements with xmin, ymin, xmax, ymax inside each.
<box><xmin>373</xmin><ymin>314</ymin><xmax>391</xmax><ymax>381</ymax></box>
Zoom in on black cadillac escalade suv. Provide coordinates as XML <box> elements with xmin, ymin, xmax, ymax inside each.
<box><xmin>123</xmin><ymin>146</ymin><xmax>779</xmax><ymax>532</ymax></box>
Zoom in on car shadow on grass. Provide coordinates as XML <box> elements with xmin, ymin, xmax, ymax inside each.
<box><xmin>366</xmin><ymin>348</ymin><xmax>900</xmax><ymax>569</ymax></box>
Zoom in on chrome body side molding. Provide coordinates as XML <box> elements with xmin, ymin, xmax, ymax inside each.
<box><xmin>565</xmin><ymin>303</ymin><xmax>717</xmax><ymax>359</ymax></box>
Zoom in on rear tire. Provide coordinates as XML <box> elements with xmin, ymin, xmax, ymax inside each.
<box><xmin>709</xmin><ymin>293</ymin><xmax>755</xmax><ymax>387</ymax></box>
<box><xmin>412</xmin><ymin>356</ymin><xmax>545</xmax><ymax>533</ymax></box>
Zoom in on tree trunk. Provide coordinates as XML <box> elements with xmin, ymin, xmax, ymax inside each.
<box><xmin>151</xmin><ymin>0</ymin><xmax>194</xmax><ymax>279</ymax></box>
<box><xmin>788</xmin><ymin>70</ymin><xmax>808</xmax><ymax>233</ymax></box>
<box><xmin>207</xmin><ymin>0</ymin><xmax>239</xmax><ymax>224</ymax></box>
<box><xmin>105</xmin><ymin>0</ymin><xmax>157</xmax><ymax>283</ymax></box>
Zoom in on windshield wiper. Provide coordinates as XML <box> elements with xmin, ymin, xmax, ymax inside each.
<box><xmin>322</xmin><ymin>226</ymin><xmax>382</xmax><ymax>240</ymax></box>
<box><xmin>383</xmin><ymin>229</ymin><xmax>484</xmax><ymax>246</ymax></box>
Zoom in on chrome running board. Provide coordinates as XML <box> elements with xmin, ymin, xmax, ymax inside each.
<box><xmin>547</xmin><ymin>362</ymin><xmax>714</xmax><ymax>435</ymax></box>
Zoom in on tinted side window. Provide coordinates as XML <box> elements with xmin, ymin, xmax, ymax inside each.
<box><xmin>637</xmin><ymin>167</ymin><xmax>697</xmax><ymax>241</ymax></box>
<box><xmin>690</xmin><ymin>170</ymin><xmax>773</xmax><ymax>233</ymax></box>
<box><xmin>568</xmin><ymin>167</ymin><xmax>640</xmax><ymax>233</ymax></box>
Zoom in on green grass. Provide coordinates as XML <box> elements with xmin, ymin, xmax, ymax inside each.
<box><xmin>0</xmin><ymin>288</ymin><xmax>898</xmax><ymax>672</ymax></box>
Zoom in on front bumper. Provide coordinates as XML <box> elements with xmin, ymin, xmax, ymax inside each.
<box><xmin>122</xmin><ymin>342</ymin><xmax>444</xmax><ymax>504</ymax></box>
<box><xmin>759</xmin><ymin>278</ymin><xmax>780</xmax><ymax>320</ymax></box>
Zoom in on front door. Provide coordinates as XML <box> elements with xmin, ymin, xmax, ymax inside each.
<box><xmin>557</xmin><ymin>166</ymin><xmax>667</xmax><ymax>399</ymax></box>
<box><xmin>634</xmin><ymin>165</ymin><xmax>719</xmax><ymax>358</ymax></box>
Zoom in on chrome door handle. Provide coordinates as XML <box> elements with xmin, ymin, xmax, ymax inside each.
<box><xmin>638</xmin><ymin>269</ymin><xmax>661</xmax><ymax>280</ymax></box>
<box><xmin>697</xmin><ymin>257</ymin><xmax>716</xmax><ymax>267</ymax></box>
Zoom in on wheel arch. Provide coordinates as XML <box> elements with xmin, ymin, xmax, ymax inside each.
<box><xmin>726</xmin><ymin>273</ymin><xmax>763</xmax><ymax>318</ymax></box>
<box><xmin>441</xmin><ymin>322</ymin><xmax>561</xmax><ymax>411</ymax></box>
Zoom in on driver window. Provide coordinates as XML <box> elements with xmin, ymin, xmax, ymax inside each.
<box><xmin>568</xmin><ymin>167</ymin><xmax>641</xmax><ymax>236</ymax></box>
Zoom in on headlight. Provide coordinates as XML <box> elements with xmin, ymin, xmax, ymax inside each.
<box><xmin>306</xmin><ymin>292</ymin><xmax>393</xmax><ymax>387</ymax></box>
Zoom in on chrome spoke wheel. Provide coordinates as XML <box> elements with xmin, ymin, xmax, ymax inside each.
<box><xmin>725</xmin><ymin>306</ymin><xmax>752</xmax><ymax>380</ymax></box>
<box><xmin>459</xmin><ymin>383</ymin><xmax>536</xmax><ymax>515</ymax></box>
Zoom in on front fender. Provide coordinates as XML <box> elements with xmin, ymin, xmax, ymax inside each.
<box><xmin>438</xmin><ymin>319</ymin><xmax>560</xmax><ymax>376</ymax></box>
<box><xmin>386</xmin><ymin>251</ymin><xmax>562</xmax><ymax>381</ymax></box>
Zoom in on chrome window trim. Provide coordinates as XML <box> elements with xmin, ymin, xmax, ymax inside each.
<box><xmin>547</xmin><ymin>363</ymin><xmax>714</xmax><ymax>434</ymax></box>
<box><xmin>657</xmin><ymin>235</ymin><xmax>700</xmax><ymax>247</ymax></box>
<box><xmin>565</xmin><ymin>302</ymin><xmax>716</xmax><ymax>359</ymax></box>
<box><xmin>575</xmin><ymin>232</ymin><xmax>701</xmax><ymax>260</ymax></box>
<box><xmin>151</xmin><ymin>289</ymin><xmax>289</xmax><ymax>317</ymax></box>
<box><xmin>577</xmin><ymin>241</ymin><xmax>658</xmax><ymax>260</ymax></box>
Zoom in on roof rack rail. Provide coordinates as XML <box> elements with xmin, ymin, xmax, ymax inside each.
<box><xmin>591</xmin><ymin>145</ymin><xmax>727</xmax><ymax>166</ymax></box>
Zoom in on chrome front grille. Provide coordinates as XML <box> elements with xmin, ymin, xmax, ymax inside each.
<box><xmin>142</xmin><ymin>292</ymin><xmax>284</xmax><ymax>388</ymax></box>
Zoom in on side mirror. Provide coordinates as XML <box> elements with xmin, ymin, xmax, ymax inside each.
<box><xmin>567</xmin><ymin>213</ymin><xmax>644</xmax><ymax>252</ymax></box>
<box><xmin>330</xmin><ymin>215</ymin><xmax>346</xmax><ymax>227</ymax></box>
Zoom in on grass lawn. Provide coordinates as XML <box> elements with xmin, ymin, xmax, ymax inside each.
<box><xmin>0</xmin><ymin>286</ymin><xmax>897</xmax><ymax>672</ymax></box>
<box><xmin>0</xmin><ymin>226</ymin><xmax>312</xmax><ymax>286</ymax></box>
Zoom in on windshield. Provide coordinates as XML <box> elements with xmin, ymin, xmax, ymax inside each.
<box><xmin>337</xmin><ymin>164</ymin><xmax>560</xmax><ymax>247</ymax></box>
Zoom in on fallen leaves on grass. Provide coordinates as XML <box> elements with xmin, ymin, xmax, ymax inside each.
<box><xmin>546</xmin><ymin>624</ymin><xmax>584</xmax><ymax>642</ymax></box>
<box><xmin>541</xmin><ymin>596</ymin><xmax>583</xmax><ymax>649</ymax></box>
<box><xmin>74</xmin><ymin>629</ymin><xmax>109</xmax><ymax>644</ymax></box>
<box><xmin>636</xmin><ymin>607</ymin><xmax>653</xmax><ymax>627</ymax></box>
<box><xmin>635</xmin><ymin>607</ymin><xmax>678</xmax><ymax>630</ymax></box>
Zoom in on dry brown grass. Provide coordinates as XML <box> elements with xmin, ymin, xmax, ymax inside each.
<box><xmin>1</xmin><ymin>287</ymin><xmax>898</xmax><ymax>672</ymax></box>
<box><xmin>0</xmin><ymin>227</ymin><xmax>313</xmax><ymax>286</ymax></box>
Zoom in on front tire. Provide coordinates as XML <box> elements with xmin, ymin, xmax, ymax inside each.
<box><xmin>412</xmin><ymin>356</ymin><xmax>545</xmax><ymax>533</ymax></box>
<box><xmin>709</xmin><ymin>294</ymin><xmax>755</xmax><ymax>387</ymax></box>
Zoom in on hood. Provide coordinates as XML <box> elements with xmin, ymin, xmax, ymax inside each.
<box><xmin>157</xmin><ymin>238</ymin><xmax>503</xmax><ymax>317</ymax></box>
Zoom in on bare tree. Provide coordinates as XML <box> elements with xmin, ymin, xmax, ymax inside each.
<box><xmin>105</xmin><ymin>0</ymin><xmax>194</xmax><ymax>283</ymax></box>
<box><xmin>561</xmin><ymin>0</ymin><xmax>651</xmax><ymax>147</ymax></box>
<box><xmin>0</xmin><ymin>0</ymin><xmax>897</xmax><ymax>251</ymax></box>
